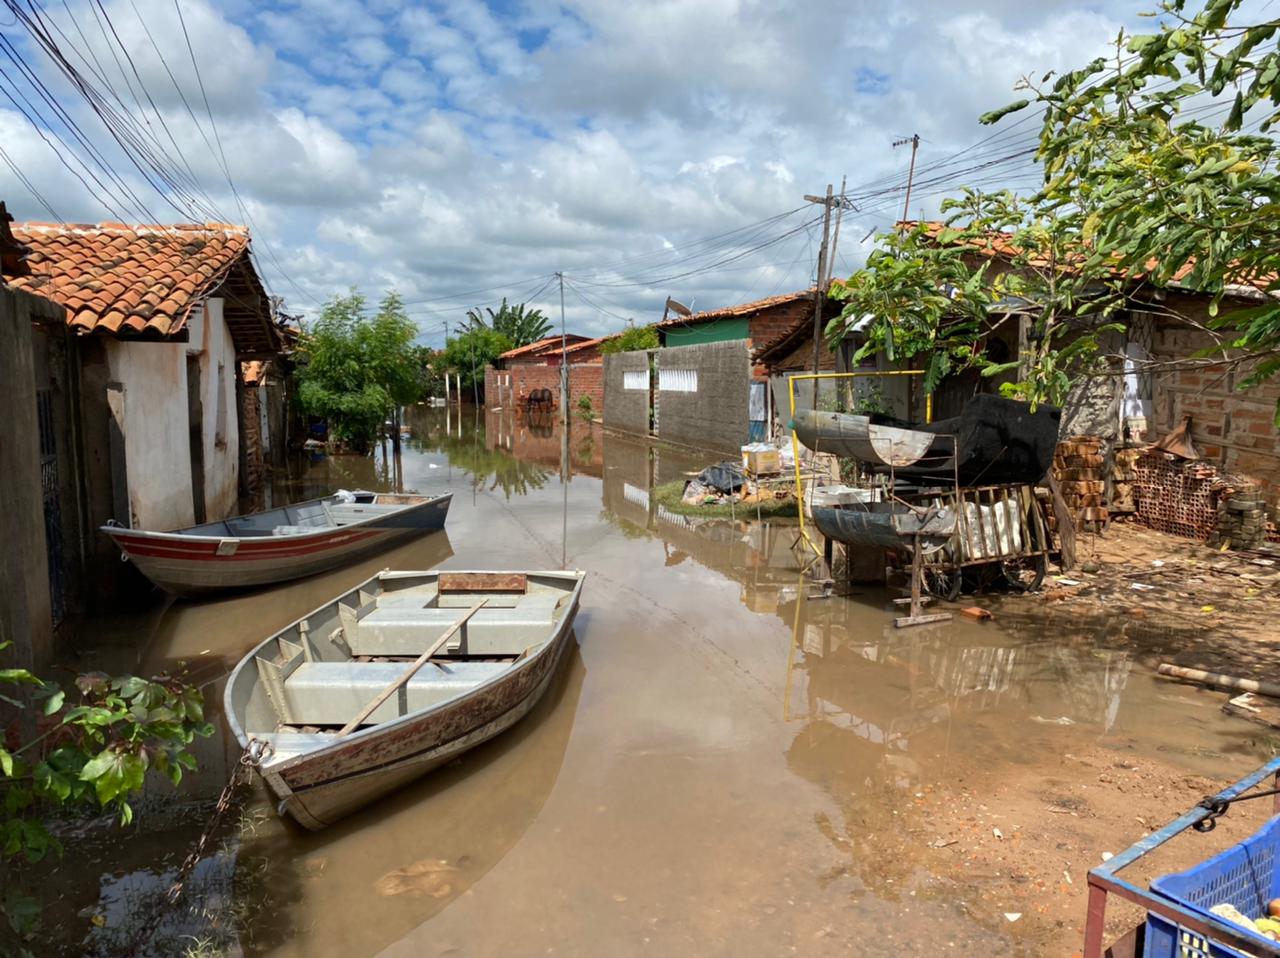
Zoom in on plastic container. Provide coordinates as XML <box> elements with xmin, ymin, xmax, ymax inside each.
<box><xmin>1144</xmin><ymin>814</ymin><xmax>1280</xmax><ymax>957</ymax></box>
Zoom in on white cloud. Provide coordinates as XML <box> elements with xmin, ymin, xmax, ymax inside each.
<box><xmin>0</xmin><ymin>0</ymin><xmax>1150</xmax><ymax>342</ymax></box>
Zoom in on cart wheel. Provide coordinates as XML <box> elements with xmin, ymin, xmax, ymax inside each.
<box><xmin>1001</xmin><ymin>553</ymin><xmax>1047</xmax><ymax>592</ymax></box>
<box><xmin>923</xmin><ymin>567</ymin><xmax>962</xmax><ymax>601</ymax></box>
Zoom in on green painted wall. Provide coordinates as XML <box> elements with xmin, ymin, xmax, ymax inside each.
<box><xmin>661</xmin><ymin>316</ymin><xmax>749</xmax><ymax>347</ymax></box>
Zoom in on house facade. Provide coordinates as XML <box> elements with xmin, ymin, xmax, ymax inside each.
<box><xmin>5</xmin><ymin>220</ymin><xmax>280</xmax><ymax>638</ymax></box>
<box><xmin>484</xmin><ymin>334</ymin><xmax>607</xmax><ymax>418</ymax></box>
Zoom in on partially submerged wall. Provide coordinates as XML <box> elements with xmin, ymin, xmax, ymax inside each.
<box><xmin>655</xmin><ymin>340</ymin><xmax>749</xmax><ymax>454</ymax></box>
<box><xmin>603</xmin><ymin>351</ymin><xmax>650</xmax><ymax>437</ymax></box>
<box><xmin>0</xmin><ymin>287</ymin><xmax>62</xmax><ymax>671</ymax></box>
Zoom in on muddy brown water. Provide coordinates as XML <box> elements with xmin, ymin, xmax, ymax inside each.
<box><xmin>26</xmin><ymin>406</ymin><xmax>1273</xmax><ymax>957</ymax></box>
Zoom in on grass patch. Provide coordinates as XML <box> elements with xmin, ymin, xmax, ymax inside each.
<box><xmin>652</xmin><ymin>479</ymin><xmax>799</xmax><ymax>520</ymax></box>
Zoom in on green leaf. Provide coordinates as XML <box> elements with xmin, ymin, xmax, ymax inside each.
<box><xmin>0</xmin><ymin>748</ymin><xmax>12</xmax><ymax>778</ymax></box>
<box><xmin>41</xmin><ymin>690</ymin><xmax>64</xmax><ymax>716</ymax></box>
<box><xmin>979</xmin><ymin>99</ymin><xmax>1030</xmax><ymax>126</ymax></box>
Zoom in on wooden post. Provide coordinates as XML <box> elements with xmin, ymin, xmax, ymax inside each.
<box><xmin>810</xmin><ymin>183</ymin><xmax>833</xmax><ymax>408</ymax></box>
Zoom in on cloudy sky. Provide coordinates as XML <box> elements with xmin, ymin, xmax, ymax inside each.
<box><xmin>0</xmin><ymin>0</ymin><xmax>1146</xmax><ymax>344</ymax></box>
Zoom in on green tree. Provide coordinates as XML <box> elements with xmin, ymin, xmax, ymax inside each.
<box><xmin>599</xmin><ymin>326</ymin><xmax>658</xmax><ymax>354</ymax></box>
<box><xmin>986</xmin><ymin>0</ymin><xmax>1280</xmax><ymax>418</ymax></box>
<box><xmin>295</xmin><ymin>290</ymin><xmax>423</xmax><ymax>448</ymax></box>
<box><xmin>465</xmin><ymin>298</ymin><xmax>553</xmax><ymax>347</ymax></box>
<box><xmin>829</xmin><ymin>189</ymin><xmax>1125</xmax><ymax>407</ymax></box>
<box><xmin>440</xmin><ymin>326</ymin><xmax>513</xmax><ymax>399</ymax></box>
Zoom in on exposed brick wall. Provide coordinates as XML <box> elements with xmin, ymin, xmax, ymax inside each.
<box><xmin>240</xmin><ymin>384</ymin><xmax>264</xmax><ymax>498</ymax></box>
<box><xmin>484</xmin><ymin>363</ymin><xmax>604</xmax><ymax>417</ymax></box>
<box><xmin>1150</xmin><ymin>322</ymin><xmax>1280</xmax><ymax>504</ymax></box>
<box><xmin>747</xmin><ymin>299</ymin><xmax>816</xmax><ymax>352</ymax></box>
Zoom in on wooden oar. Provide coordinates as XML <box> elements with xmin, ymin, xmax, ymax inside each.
<box><xmin>335</xmin><ymin>600</ymin><xmax>485</xmax><ymax>737</ymax></box>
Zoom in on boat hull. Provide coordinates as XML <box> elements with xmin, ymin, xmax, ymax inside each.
<box><xmin>224</xmin><ymin>569</ymin><xmax>584</xmax><ymax>830</ymax></box>
<box><xmin>104</xmin><ymin>494</ymin><xmax>451</xmax><ymax>596</ymax></box>
<box><xmin>812</xmin><ymin>502</ymin><xmax>955</xmax><ymax>554</ymax></box>
<box><xmin>267</xmin><ymin>622</ymin><xmax>573</xmax><ymax>829</ymax></box>
<box><xmin>792</xmin><ymin>409</ymin><xmax>938</xmax><ymax>467</ymax></box>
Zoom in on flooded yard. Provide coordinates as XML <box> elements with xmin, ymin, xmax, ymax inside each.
<box><xmin>25</xmin><ymin>406</ymin><xmax>1276</xmax><ymax>957</ymax></box>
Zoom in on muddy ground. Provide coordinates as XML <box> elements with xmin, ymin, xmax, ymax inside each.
<box><xmin>903</xmin><ymin>521</ymin><xmax>1280</xmax><ymax>954</ymax></box>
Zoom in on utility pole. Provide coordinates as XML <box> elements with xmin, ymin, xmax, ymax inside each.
<box><xmin>557</xmin><ymin>271</ymin><xmax>568</xmax><ymax>431</ymax></box>
<box><xmin>804</xmin><ymin>184</ymin><xmax>835</xmax><ymax>408</ymax></box>
<box><xmin>894</xmin><ymin>133</ymin><xmax>920</xmax><ymax>228</ymax></box>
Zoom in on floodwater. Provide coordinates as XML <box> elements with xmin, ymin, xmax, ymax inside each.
<box><xmin>29</xmin><ymin>406</ymin><xmax>1275</xmax><ymax>957</ymax></box>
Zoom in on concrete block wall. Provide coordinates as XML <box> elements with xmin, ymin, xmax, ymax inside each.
<box><xmin>655</xmin><ymin>339</ymin><xmax>749</xmax><ymax>454</ymax></box>
<box><xmin>603</xmin><ymin>351</ymin><xmax>650</xmax><ymax>436</ymax></box>
<box><xmin>485</xmin><ymin>362</ymin><xmax>604</xmax><ymax>416</ymax></box>
<box><xmin>1151</xmin><ymin>324</ymin><xmax>1280</xmax><ymax>504</ymax></box>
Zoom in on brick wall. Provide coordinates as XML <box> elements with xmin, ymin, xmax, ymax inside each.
<box><xmin>1150</xmin><ymin>322</ymin><xmax>1280</xmax><ymax>503</ymax></box>
<box><xmin>747</xmin><ymin>299</ymin><xmax>817</xmax><ymax>353</ymax></box>
<box><xmin>240</xmin><ymin>384</ymin><xmax>264</xmax><ymax>497</ymax></box>
<box><xmin>484</xmin><ymin>362</ymin><xmax>604</xmax><ymax>417</ymax></box>
<box><xmin>603</xmin><ymin>351</ymin><xmax>651</xmax><ymax>436</ymax></box>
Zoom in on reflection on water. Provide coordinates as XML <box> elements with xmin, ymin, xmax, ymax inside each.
<box><xmin>34</xmin><ymin>405</ymin><xmax>1272</xmax><ymax>957</ymax></box>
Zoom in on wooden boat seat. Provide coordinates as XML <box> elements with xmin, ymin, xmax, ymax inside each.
<box><xmin>346</xmin><ymin>598</ymin><xmax>558</xmax><ymax>656</ymax></box>
<box><xmin>282</xmin><ymin>661</ymin><xmax>511</xmax><ymax>726</ymax></box>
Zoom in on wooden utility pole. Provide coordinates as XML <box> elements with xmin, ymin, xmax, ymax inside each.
<box><xmin>804</xmin><ymin>184</ymin><xmax>835</xmax><ymax>407</ymax></box>
<box><xmin>894</xmin><ymin>134</ymin><xmax>920</xmax><ymax>228</ymax></box>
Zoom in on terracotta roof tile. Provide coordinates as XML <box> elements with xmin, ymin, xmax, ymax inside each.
<box><xmin>656</xmin><ymin>288</ymin><xmax>817</xmax><ymax>328</ymax></box>
<box><xmin>10</xmin><ymin>221</ymin><xmax>253</xmax><ymax>339</ymax></box>
<box><xmin>497</xmin><ymin>334</ymin><xmax>590</xmax><ymax>360</ymax></box>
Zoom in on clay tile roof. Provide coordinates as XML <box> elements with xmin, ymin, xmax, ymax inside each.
<box><xmin>9</xmin><ymin>221</ymin><xmax>253</xmax><ymax>338</ymax></box>
<box><xmin>562</xmin><ymin>335</ymin><xmax>607</xmax><ymax>354</ymax></box>
<box><xmin>657</xmin><ymin>288</ymin><xmax>817</xmax><ymax>328</ymax></box>
<box><xmin>497</xmin><ymin>334</ymin><xmax>589</xmax><ymax>360</ymax></box>
<box><xmin>912</xmin><ymin>220</ymin><xmax>1276</xmax><ymax>296</ymax></box>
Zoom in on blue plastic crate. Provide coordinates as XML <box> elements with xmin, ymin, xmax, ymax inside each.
<box><xmin>1144</xmin><ymin>814</ymin><xmax>1280</xmax><ymax>958</ymax></box>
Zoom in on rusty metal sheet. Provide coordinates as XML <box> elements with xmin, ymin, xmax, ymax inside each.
<box><xmin>439</xmin><ymin>572</ymin><xmax>527</xmax><ymax>593</ymax></box>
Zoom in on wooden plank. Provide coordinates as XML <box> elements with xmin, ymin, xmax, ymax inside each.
<box><xmin>1223</xmin><ymin>693</ymin><xmax>1280</xmax><ymax>730</ymax></box>
<box><xmin>894</xmin><ymin>612</ymin><xmax>952</xmax><ymax>629</ymax></box>
<box><xmin>335</xmin><ymin>601</ymin><xmax>485</xmax><ymax>738</ymax></box>
<box><xmin>439</xmin><ymin>572</ymin><xmax>527</xmax><ymax>594</ymax></box>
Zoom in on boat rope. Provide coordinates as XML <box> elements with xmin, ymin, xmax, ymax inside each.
<box><xmin>1193</xmin><ymin>785</ymin><xmax>1280</xmax><ymax>832</ymax></box>
<box><xmin>166</xmin><ymin>738</ymin><xmax>273</xmax><ymax>901</ymax></box>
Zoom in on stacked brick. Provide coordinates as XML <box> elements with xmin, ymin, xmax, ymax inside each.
<box><xmin>1132</xmin><ymin>452</ymin><xmax>1223</xmax><ymax>539</ymax></box>
<box><xmin>1210</xmin><ymin>482</ymin><xmax>1267</xmax><ymax>550</ymax></box>
<box><xmin>1053</xmin><ymin>436</ymin><xmax>1109</xmax><ymax>532</ymax></box>
<box><xmin>1110</xmin><ymin>447</ymin><xmax>1142</xmax><ymax>515</ymax></box>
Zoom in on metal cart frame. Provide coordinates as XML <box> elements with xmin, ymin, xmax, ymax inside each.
<box><xmin>1084</xmin><ymin>755</ymin><xmax>1280</xmax><ymax>957</ymax></box>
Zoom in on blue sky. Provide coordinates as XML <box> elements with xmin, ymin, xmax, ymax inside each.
<box><xmin>0</xmin><ymin>0</ymin><xmax>1147</xmax><ymax>343</ymax></box>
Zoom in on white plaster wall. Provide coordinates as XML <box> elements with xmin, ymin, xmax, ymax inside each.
<box><xmin>104</xmin><ymin>339</ymin><xmax>195</xmax><ymax>530</ymax></box>
<box><xmin>105</xmin><ymin>296</ymin><xmax>241</xmax><ymax>531</ymax></box>
<box><xmin>199</xmin><ymin>298</ymin><xmax>240</xmax><ymax>519</ymax></box>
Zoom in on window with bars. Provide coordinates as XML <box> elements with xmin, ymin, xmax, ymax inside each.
<box><xmin>658</xmin><ymin>368</ymin><xmax>697</xmax><ymax>392</ymax></box>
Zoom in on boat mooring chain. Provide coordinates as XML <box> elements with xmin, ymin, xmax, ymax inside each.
<box><xmin>167</xmin><ymin>738</ymin><xmax>273</xmax><ymax>902</ymax></box>
<box><xmin>1194</xmin><ymin>785</ymin><xmax>1280</xmax><ymax>832</ymax></box>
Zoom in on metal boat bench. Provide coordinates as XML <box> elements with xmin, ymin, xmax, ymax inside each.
<box><xmin>281</xmin><ymin>660</ymin><xmax>512</xmax><ymax>726</ymax></box>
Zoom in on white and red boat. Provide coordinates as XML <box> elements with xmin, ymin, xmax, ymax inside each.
<box><xmin>102</xmin><ymin>491</ymin><xmax>451</xmax><ymax>597</ymax></box>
